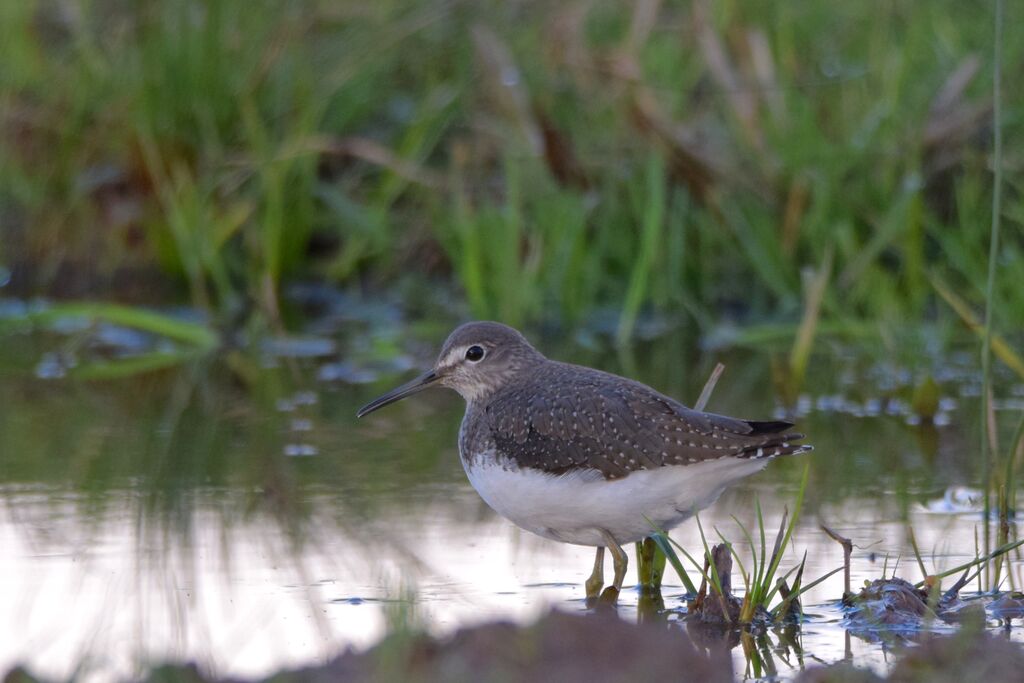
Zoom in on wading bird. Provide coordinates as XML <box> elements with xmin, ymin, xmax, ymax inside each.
<box><xmin>358</xmin><ymin>322</ymin><xmax>811</xmax><ymax>600</ymax></box>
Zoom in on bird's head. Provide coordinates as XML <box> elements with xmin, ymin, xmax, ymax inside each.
<box><xmin>356</xmin><ymin>321</ymin><xmax>543</xmax><ymax>417</ymax></box>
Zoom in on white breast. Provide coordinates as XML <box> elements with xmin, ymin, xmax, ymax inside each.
<box><xmin>462</xmin><ymin>452</ymin><xmax>767</xmax><ymax>547</ymax></box>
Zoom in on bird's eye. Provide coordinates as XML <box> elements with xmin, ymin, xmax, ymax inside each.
<box><xmin>465</xmin><ymin>345</ymin><xmax>485</xmax><ymax>362</ymax></box>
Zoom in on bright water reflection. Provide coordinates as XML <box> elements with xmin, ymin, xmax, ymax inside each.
<box><xmin>5</xmin><ymin>483</ymin><xmax>1022</xmax><ymax>682</ymax></box>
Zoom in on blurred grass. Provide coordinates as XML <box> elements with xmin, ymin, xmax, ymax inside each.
<box><xmin>1</xmin><ymin>0</ymin><xmax>1021</xmax><ymax>350</ymax></box>
<box><xmin>26</xmin><ymin>301</ymin><xmax>218</xmax><ymax>347</ymax></box>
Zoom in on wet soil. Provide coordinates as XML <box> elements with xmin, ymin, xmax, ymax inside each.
<box><xmin>7</xmin><ymin>610</ymin><xmax>1022</xmax><ymax>683</ymax></box>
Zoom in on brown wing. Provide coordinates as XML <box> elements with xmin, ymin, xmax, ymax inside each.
<box><xmin>484</xmin><ymin>361</ymin><xmax>809</xmax><ymax>479</ymax></box>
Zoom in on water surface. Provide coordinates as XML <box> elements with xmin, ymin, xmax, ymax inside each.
<box><xmin>2</xmin><ymin>316</ymin><xmax>1021</xmax><ymax>681</ymax></box>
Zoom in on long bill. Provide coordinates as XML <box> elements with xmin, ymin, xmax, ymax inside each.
<box><xmin>356</xmin><ymin>369</ymin><xmax>439</xmax><ymax>418</ymax></box>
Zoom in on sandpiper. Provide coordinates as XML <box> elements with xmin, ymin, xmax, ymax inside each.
<box><xmin>357</xmin><ymin>322</ymin><xmax>811</xmax><ymax>599</ymax></box>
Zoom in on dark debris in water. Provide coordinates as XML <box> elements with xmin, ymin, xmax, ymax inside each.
<box><xmin>842</xmin><ymin>578</ymin><xmax>937</xmax><ymax>630</ymax></box>
<box><xmin>988</xmin><ymin>593</ymin><xmax>1024</xmax><ymax>620</ymax></box>
<box><xmin>838</xmin><ymin>562</ymin><xmax>1023</xmax><ymax>635</ymax></box>
<box><xmin>826</xmin><ymin>520</ymin><xmax>1015</xmax><ymax>634</ymax></box>
<box><xmin>686</xmin><ymin>543</ymin><xmax>744</xmax><ymax>627</ymax></box>
<box><xmin>683</xmin><ymin>542</ymin><xmax>795</xmax><ymax>630</ymax></box>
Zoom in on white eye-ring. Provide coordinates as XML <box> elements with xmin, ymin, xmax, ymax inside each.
<box><xmin>465</xmin><ymin>345</ymin><xmax>485</xmax><ymax>362</ymax></box>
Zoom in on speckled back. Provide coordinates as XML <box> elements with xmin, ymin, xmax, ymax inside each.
<box><xmin>461</xmin><ymin>360</ymin><xmax>808</xmax><ymax>479</ymax></box>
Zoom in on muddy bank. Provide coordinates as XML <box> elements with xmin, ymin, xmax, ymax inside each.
<box><xmin>6</xmin><ymin>609</ymin><xmax>1024</xmax><ymax>683</ymax></box>
<box><xmin>798</xmin><ymin>624</ymin><xmax>1024</xmax><ymax>683</ymax></box>
<box><xmin>4</xmin><ymin>612</ymin><xmax>732</xmax><ymax>683</ymax></box>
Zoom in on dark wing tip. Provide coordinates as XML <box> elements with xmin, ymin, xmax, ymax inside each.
<box><xmin>746</xmin><ymin>419</ymin><xmax>795</xmax><ymax>434</ymax></box>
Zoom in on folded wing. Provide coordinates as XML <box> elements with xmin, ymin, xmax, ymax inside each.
<box><xmin>484</xmin><ymin>362</ymin><xmax>810</xmax><ymax>479</ymax></box>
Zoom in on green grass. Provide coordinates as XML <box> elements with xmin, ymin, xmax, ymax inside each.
<box><xmin>651</xmin><ymin>462</ymin><xmax>841</xmax><ymax>626</ymax></box>
<box><xmin>1</xmin><ymin>1</ymin><xmax>1021</xmax><ymax>353</ymax></box>
<box><xmin>981</xmin><ymin>0</ymin><xmax>1006</xmax><ymax>592</ymax></box>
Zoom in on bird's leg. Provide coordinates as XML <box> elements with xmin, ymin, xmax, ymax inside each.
<box><xmin>585</xmin><ymin>546</ymin><xmax>605</xmax><ymax>599</ymax></box>
<box><xmin>607</xmin><ymin>539</ymin><xmax>628</xmax><ymax>591</ymax></box>
<box><xmin>599</xmin><ymin>529</ymin><xmax>628</xmax><ymax>594</ymax></box>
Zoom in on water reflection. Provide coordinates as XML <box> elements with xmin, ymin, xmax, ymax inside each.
<box><xmin>4</xmin><ymin>476</ymin><xmax>1022</xmax><ymax>681</ymax></box>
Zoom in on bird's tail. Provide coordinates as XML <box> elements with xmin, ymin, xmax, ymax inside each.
<box><xmin>742</xmin><ymin>420</ymin><xmax>813</xmax><ymax>460</ymax></box>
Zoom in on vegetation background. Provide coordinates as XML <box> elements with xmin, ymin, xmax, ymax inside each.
<box><xmin>2</xmin><ymin>0</ymin><xmax>1020</xmax><ymax>348</ymax></box>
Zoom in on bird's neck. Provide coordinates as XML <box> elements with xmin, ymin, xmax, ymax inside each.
<box><xmin>459</xmin><ymin>359</ymin><xmax>545</xmax><ymax>406</ymax></box>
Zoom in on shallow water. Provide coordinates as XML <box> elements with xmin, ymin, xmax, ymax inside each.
<box><xmin>1</xmin><ymin>312</ymin><xmax>1022</xmax><ymax>681</ymax></box>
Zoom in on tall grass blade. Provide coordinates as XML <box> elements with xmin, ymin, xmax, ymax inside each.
<box><xmin>755</xmin><ymin>498</ymin><xmax>768</xmax><ymax>600</ymax></box>
<box><xmin>731</xmin><ymin>514</ymin><xmax>761</xmax><ymax>622</ymax></box>
<box><xmin>907</xmin><ymin>525</ymin><xmax>929</xmax><ymax>581</ymax></box>
<box><xmin>786</xmin><ymin>246</ymin><xmax>833</xmax><ymax>403</ymax></box>
<box><xmin>695</xmin><ymin>516</ymin><xmax>725</xmax><ymax>597</ymax></box>
<box><xmin>981</xmin><ymin>0</ymin><xmax>1006</xmax><ymax>590</ymax></box>
<box><xmin>914</xmin><ymin>536</ymin><xmax>1024</xmax><ymax>587</ymax></box>
<box><xmin>770</xmin><ymin>565</ymin><xmax>844</xmax><ymax>618</ymax></box>
<box><xmin>717</xmin><ymin>527</ymin><xmax>750</xmax><ymax>590</ymax></box>
<box><xmin>931</xmin><ymin>277</ymin><xmax>1024</xmax><ymax>380</ymax></box>
<box><xmin>695</xmin><ymin>363</ymin><xmax>726</xmax><ymax>412</ymax></box>
<box><xmin>774</xmin><ymin>552</ymin><xmax>806</xmax><ymax>619</ymax></box>
<box><xmin>758</xmin><ymin>462</ymin><xmax>809</xmax><ymax>604</ymax></box>
<box><xmin>617</xmin><ymin>154</ymin><xmax>665</xmax><ymax>345</ymax></box>
<box><xmin>650</xmin><ymin>531</ymin><xmax>698</xmax><ymax>594</ymax></box>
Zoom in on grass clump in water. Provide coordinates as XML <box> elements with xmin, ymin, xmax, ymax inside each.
<box><xmin>651</xmin><ymin>462</ymin><xmax>842</xmax><ymax>627</ymax></box>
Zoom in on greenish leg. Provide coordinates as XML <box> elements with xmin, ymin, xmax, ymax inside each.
<box><xmin>600</xmin><ymin>529</ymin><xmax>628</xmax><ymax>591</ymax></box>
<box><xmin>636</xmin><ymin>537</ymin><xmax>666</xmax><ymax>591</ymax></box>
<box><xmin>585</xmin><ymin>546</ymin><xmax>605</xmax><ymax>599</ymax></box>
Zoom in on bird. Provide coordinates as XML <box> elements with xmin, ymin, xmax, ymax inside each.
<box><xmin>357</xmin><ymin>321</ymin><xmax>811</xmax><ymax>601</ymax></box>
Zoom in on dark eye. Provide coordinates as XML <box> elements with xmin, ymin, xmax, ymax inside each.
<box><xmin>465</xmin><ymin>345</ymin><xmax>485</xmax><ymax>362</ymax></box>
